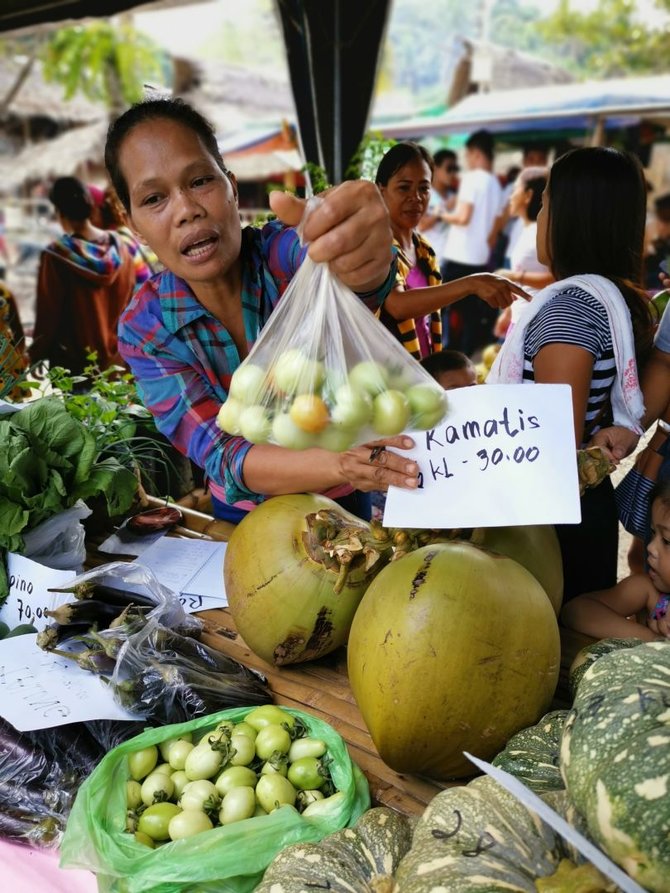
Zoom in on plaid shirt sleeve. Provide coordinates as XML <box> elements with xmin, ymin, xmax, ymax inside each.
<box><xmin>118</xmin><ymin>281</ymin><xmax>258</xmax><ymax>505</ymax></box>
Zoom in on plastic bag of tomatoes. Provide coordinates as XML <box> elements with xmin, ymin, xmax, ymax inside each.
<box><xmin>216</xmin><ymin>205</ymin><xmax>448</xmax><ymax>451</ymax></box>
<box><xmin>59</xmin><ymin>705</ymin><xmax>369</xmax><ymax>893</ymax></box>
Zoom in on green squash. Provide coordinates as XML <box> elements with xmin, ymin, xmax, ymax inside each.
<box><xmin>568</xmin><ymin>637</ymin><xmax>641</xmax><ymax>699</ymax></box>
<box><xmin>560</xmin><ymin>640</ymin><xmax>670</xmax><ymax>893</ymax></box>
<box><xmin>254</xmin><ymin>806</ymin><xmax>413</xmax><ymax>893</ymax></box>
<box><xmin>470</xmin><ymin>524</ymin><xmax>564</xmax><ymax>615</ymax></box>
<box><xmin>492</xmin><ymin>710</ymin><xmax>569</xmax><ymax>793</ymax></box>
<box><xmin>395</xmin><ymin>776</ymin><xmax>613</xmax><ymax>892</ymax></box>
<box><xmin>347</xmin><ymin>542</ymin><xmax>560</xmax><ymax>779</ymax></box>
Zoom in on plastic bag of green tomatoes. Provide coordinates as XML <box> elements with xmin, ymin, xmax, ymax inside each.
<box><xmin>59</xmin><ymin>706</ymin><xmax>370</xmax><ymax>893</ymax></box>
<box><xmin>215</xmin><ymin>198</ymin><xmax>448</xmax><ymax>452</ymax></box>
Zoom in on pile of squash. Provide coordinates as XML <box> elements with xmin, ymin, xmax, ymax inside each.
<box><xmin>255</xmin><ymin>639</ymin><xmax>669</xmax><ymax>893</ymax></box>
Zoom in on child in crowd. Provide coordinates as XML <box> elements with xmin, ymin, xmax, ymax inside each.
<box><xmin>420</xmin><ymin>349</ymin><xmax>477</xmax><ymax>390</ymax></box>
<box><xmin>560</xmin><ymin>479</ymin><xmax>670</xmax><ymax>641</ymax></box>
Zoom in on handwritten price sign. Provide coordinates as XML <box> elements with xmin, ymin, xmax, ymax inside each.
<box><xmin>384</xmin><ymin>383</ymin><xmax>580</xmax><ymax>529</ymax></box>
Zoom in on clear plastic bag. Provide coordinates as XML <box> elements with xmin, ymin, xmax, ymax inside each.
<box><xmin>217</xmin><ymin>202</ymin><xmax>448</xmax><ymax>451</ymax></box>
<box><xmin>108</xmin><ymin>616</ymin><xmax>272</xmax><ymax>724</ymax></box>
<box><xmin>21</xmin><ymin>500</ymin><xmax>92</xmax><ymax>572</ymax></box>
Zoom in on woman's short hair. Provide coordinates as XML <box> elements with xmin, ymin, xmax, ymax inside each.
<box><xmin>49</xmin><ymin>176</ymin><xmax>93</xmax><ymax>221</ymax></box>
<box><xmin>375</xmin><ymin>142</ymin><xmax>434</xmax><ymax>187</ymax></box>
<box><xmin>517</xmin><ymin>165</ymin><xmax>548</xmax><ymax>222</ymax></box>
<box><xmin>105</xmin><ymin>97</ymin><xmax>227</xmax><ymax>212</ymax></box>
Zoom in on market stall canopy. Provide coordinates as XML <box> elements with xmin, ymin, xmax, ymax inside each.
<box><xmin>375</xmin><ymin>74</ymin><xmax>670</xmax><ymax>140</ymax></box>
<box><xmin>273</xmin><ymin>0</ymin><xmax>391</xmax><ymax>185</ymax></box>
<box><xmin>220</xmin><ymin>122</ymin><xmax>304</xmax><ymax>182</ymax></box>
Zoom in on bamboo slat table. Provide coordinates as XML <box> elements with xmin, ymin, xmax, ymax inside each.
<box><xmin>87</xmin><ymin>493</ymin><xmax>595</xmax><ymax>817</ymax></box>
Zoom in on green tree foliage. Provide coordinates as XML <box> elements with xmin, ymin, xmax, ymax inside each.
<box><xmin>41</xmin><ymin>21</ymin><xmax>168</xmax><ymax>112</ymax></box>
<box><xmin>538</xmin><ymin>0</ymin><xmax>670</xmax><ymax>77</ymax></box>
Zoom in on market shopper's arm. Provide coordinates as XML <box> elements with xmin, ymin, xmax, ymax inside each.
<box><xmin>384</xmin><ymin>273</ymin><xmax>530</xmax><ymax>321</ymax></box>
<box><xmin>269</xmin><ymin>180</ymin><xmax>393</xmax><ymax>295</ymax></box>
<box><xmin>494</xmin><ymin>267</ymin><xmax>554</xmax><ymax>290</ymax></box>
<box><xmin>443</xmin><ymin>200</ymin><xmax>473</xmax><ymax>227</ymax></box>
<box><xmin>532</xmin><ymin>343</ymin><xmax>594</xmax><ymax>447</ymax></box>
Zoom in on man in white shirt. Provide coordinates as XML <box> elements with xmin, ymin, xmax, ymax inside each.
<box><xmin>417</xmin><ymin>149</ymin><xmax>459</xmax><ymax>260</ymax></box>
<box><xmin>441</xmin><ymin>129</ymin><xmax>503</xmax><ymax>356</ymax></box>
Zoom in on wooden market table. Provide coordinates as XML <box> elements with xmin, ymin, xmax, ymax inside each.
<box><xmin>87</xmin><ymin>493</ymin><xmax>594</xmax><ymax>817</ymax></box>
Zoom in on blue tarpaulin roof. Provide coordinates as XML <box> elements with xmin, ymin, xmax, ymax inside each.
<box><xmin>374</xmin><ymin>75</ymin><xmax>670</xmax><ymax>139</ymax></box>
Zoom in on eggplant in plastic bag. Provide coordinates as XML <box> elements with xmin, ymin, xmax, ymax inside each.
<box><xmin>110</xmin><ymin>621</ymin><xmax>271</xmax><ymax>724</ymax></box>
<box><xmin>216</xmin><ymin>199</ymin><xmax>448</xmax><ymax>451</ymax></box>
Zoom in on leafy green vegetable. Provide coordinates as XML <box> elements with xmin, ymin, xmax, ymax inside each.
<box><xmin>0</xmin><ymin>397</ymin><xmax>138</xmax><ymax>603</ymax></box>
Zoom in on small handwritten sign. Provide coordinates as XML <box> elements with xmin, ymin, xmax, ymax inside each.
<box><xmin>0</xmin><ymin>553</ymin><xmax>77</xmax><ymax>631</ymax></box>
<box><xmin>383</xmin><ymin>383</ymin><xmax>580</xmax><ymax>528</ymax></box>
<box><xmin>0</xmin><ymin>634</ymin><xmax>139</xmax><ymax>731</ymax></box>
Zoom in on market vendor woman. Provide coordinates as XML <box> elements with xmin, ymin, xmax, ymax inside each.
<box><xmin>105</xmin><ymin>97</ymin><xmax>419</xmax><ymax>522</ymax></box>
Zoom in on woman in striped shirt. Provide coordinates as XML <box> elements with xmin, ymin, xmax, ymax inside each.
<box><xmin>374</xmin><ymin>142</ymin><xmax>527</xmax><ymax>360</ymax></box>
<box><xmin>490</xmin><ymin>146</ymin><xmax>655</xmax><ymax>602</ymax></box>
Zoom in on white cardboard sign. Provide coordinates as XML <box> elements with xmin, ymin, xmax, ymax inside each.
<box><xmin>0</xmin><ymin>634</ymin><xmax>140</xmax><ymax>731</ymax></box>
<box><xmin>383</xmin><ymin>383</ymin><xmax>581</xmax><ymax>529</ymax></box>
<box><xmin>0</xmin><ymin>553</ymin><xmax>77</xmax><ymax>631</ymax></box>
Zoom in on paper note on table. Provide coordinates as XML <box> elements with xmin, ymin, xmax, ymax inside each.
<box><xmin>383</xmin><ymin>383</ymin><xmax>581</xmax><ymax>529</ymax></box>
<box><xmin>0</xmin><ymin>634</ymin><xmax>140</xmax><ymax>731</ymax></box>
<box><xmin>135</xmin><ymin>537</ymin><xmax>228</xmax><ymax>612</ymax></box>
<box><xmin>0</xmin><ymin>553</ymin><xmax>77</xmax><ymax>632</ymax></box>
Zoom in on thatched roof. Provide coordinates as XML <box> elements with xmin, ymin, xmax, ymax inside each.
<box><xmin>0</xmin><ymin>54</ymin><xmax>104</xmax><ymax>124</ymax></box>
<box><xmin>0</xmin><ymin>119</ymin><xmax>107</xmax><ymax>192</ymax></box>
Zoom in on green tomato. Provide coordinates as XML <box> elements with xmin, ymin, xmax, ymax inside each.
<box><xmin>152</xmin><ymin>763</ymin><xmax>173</xmax><ymax>777</ymax></box>
<box><xmin>239</xmin><ymin>405</ymin><xmax>272</xmax><ymax>444</ymax></box>
<box><xmin>273</xmin><ymin>349</ymin><xmax>325</xmax><ymax>395</ymax></box>
<box><xmin>184</xmin><ymin>742</ymin><xmax>226</xmax><ymax>781</ymax></box>
<box><xmin>372</xmin><ymin>389</ymin><xmax>411</xmax><ymax>435</ymax></box>
<box><xmin>229</xmin><ymin>363</ymin><xmax>267</xmax><ymax>404</ymax></box>
<box><xmin>260</xmin><ymin>755</ymin><xmax>288</xmax><ymax>777</ymax></box>
<box><xmin>271</xmin><ymin>412</ymin><xmax>317</xmax><ymax>450</ymax></box>
<box><xmin>134</xmin><ymin>831</ymin><xmax>155</xmax><ymax>848</ymax></box>
<box><xmin>128</xmin><ymin>746</ymin><xmax>158</xmax><ymax>782</ymax></box>
<box><xmin>168</xmin><ymin>809</ymin><xmax>213</xmax><ymax>841</ymax></box>
<box><xmin>168</xmin><ymin>739</ymin><xmax>195</xmax><ymax>771</ymax></box>
<box><xmin>287</xmin><ymin>737</ymin><xmax>327</xmax><ymax>762</ymax></box>
<box><xmin>317</xmin><ymin>424</ymin><xmax>358</xmax><ymax>452</ymax></box>
<box><xmin>232</xmin><ymin>722</ymin><xmax>257</xmax><ymax>741</ymax></box>
<box><xmin>216</xmin><ymin>397</ymin><xmax>244</xmax><ymax>435</ymax></box>
<box><xmin>255</xmin><ymin>773</ymin><xmax>297</xmax><ymax>813</ymax></box>
<box><xmin>296</xmin><ymin>789</ymin><xmax>324</xmax><ymax>811</ymax></box>
<box><xmin>405</xmin><ymin>384</ymin><xmax>447</xmax><ymax>430</ymax></box>
<box><xmin>179</xmin><ymin>779</ymin><xmax>221</xmax><ymax>813</ymax></box>
<box><xmin>330</xmin><ymin>384</ymin><xmax>372</xmax><ymax>428</ymax></box>
<box><xmin>218</xmin><ymin>786</ymin><xmax>257</xmax><ymax>824</ymax></box>
<box><xmin>245</xmin><ymin>705</ymin><xmax>296</xmax><ymax>732</ymax></box>
<box><xmin>141</xmin><ymin>770</ymin><xmax>175</xmax><ymax>806</ymax></box>
<box><xmin>215</xmin><ymin>765</ymin><xmax>258</xmax><ymax>797</ymax></box>
<box><xmin>229</xmin><ymin>733</ymin><xmax>256</xmax><ymax>766</ymax></box>
<box><xmin>287</xmin><ymin>756</ymin><xmax>326</xmax><ymax>791</ymax></box>
<box><xmin>158</xmin><ymin>733</ymin><xmax>192</xmax><ymax>763</ymax></box>
<box><xmin>137</xmin><ymin>802</ymin><xmax>182</xmax><ymax>842</ymax></box>
<box><xmin>348</xmin><ymin>361</ymin><xmax>388</xmax><ymax>396</ymax></box>
<box><xmin>255</xmin><ymin>724</ymin><xmax>292</xmax><ymax>761</ymax></box>
<box><xmin>126</xmin><ymin>780</ymin><xmax>143</xmax><ymax>811</ymax></box>
<box><xmin>171</xmin><ymin>770</ymin><xmax>190</xmax><ymax>800</ymax></box>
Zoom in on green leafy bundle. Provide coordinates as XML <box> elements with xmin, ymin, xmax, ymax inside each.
<box><xmin>0</xmin><ymin>397</ymin><xmax>138</xmax><ymax>602</ymax></box>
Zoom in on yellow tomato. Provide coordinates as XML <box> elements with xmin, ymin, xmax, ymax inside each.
<box><xmin>289</xmin><ymin>394</ymin><xmax>330</xmax><ymax>433</ymax></box>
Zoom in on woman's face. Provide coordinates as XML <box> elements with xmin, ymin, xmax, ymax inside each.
<box><xmin>120</xmin><ymin>117</ymin><xmax>241</xmax><ymax>286</ymax></box>
<box><xmin>535</xmin><ymin>183</ymin><xmax>551</xmax><ymax>267</ymax></box>
<box><xmin>379</xmin><ymin>158</ymin><xmax>432</xmax><ymax>234</ymax></box>
<box><xmin>509</xmin><ymin>177</ymin><xmax>531</xmax><ymax>220</ymax></box>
